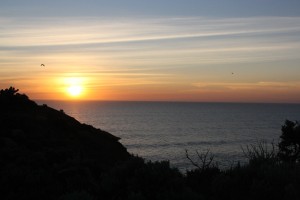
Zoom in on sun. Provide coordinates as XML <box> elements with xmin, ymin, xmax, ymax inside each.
<box><xmin>67</xmin><ymin>85</ymin><xmax>83</xmax><ymax>97</ymax></box>
<box><xmin>63</xmin><ymin>77</ymin><xmax>85</xmax><ymax>98</ymax></box>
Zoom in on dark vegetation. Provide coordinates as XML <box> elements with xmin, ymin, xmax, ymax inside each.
<box><xmin>1</xmin><ymin>87</ymin><xmax>300</xmax><ymax>200</ymax></box>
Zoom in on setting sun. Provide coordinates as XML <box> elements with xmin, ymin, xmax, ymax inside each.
<box><xmin>67</xmin><ymin>85</ymin><xmax>83</xmax><ymax>97</ymax></box>
<box><xmin>62</xmin><ymin>76</ymin><xmax>86</xmax><ymax>98</ymax></box>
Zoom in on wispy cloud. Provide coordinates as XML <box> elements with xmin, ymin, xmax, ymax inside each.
<box><xmin>1</xmin><ymin>16</ymin><xmax>300</xmax><ymax>46</ymax></box>
<box><xmin>1</xmin><ymin>16</ymin><xmax>300</xmax><ymax>101</ymax></box>
<box><xmin>192</xmin><ymin>81</ymin><xmax>300</xmax><ymax>91</ymax></box>
<box><xmin>1</xmin><ymin>16</ymin><xmax>300</xmax><ymax>68</ymax></box>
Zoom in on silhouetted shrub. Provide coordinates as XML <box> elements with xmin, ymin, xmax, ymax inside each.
<box><xmin>0</xmin><ymin>86</ymin><xmax>37</xmax><ymax>109</ymax></box>
<box><xmin>185</xmin><ymin>150</ymin><xmax>220</xmax><ymax>198</ymax></box>
<box><xmin>242</xmin><ymin>141</ymin><xmax>278</xmax><ymax>166</ymax></box>
<box><xmin>0</xmin><ymin>86</ymin><xmax>19</xmax><ymax>96</ymax></box>
<box><xmin>185</xmin><ymin>149</ymin><xmax>216</xmax><ymax>172</ymax></box>
<box><xmin>58</xmin><ymin>191</ymin><xmax>96</xmax><ymax>200</ymax></box>
<box><xmin>100</xmin><ymin>157</ymin><xmax>199</xmax><ymax>200</ymax></box>
<box><xmin>278</xmin><ymin>120</ymin><xmax>300</xmax><ymax>163</ymax></box>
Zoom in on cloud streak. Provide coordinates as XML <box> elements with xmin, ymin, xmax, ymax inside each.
<box><xmin>192</xmin><ymin>81</ymin><xmax>300</xmax><ymax>91</ymax></box>
<box><xmin>1</xmin><ymin>16</ymin><xmax>300</xmax><ymax>46</ymax></box>
<box><xmin>1</xmin><ymin>16</ymin><xmax>300</xmax><ymax>67</ymax></box>
<box><xmin>1</xmin><ymin>16</ymin><xmax>300</xmax><ymax>102</ymax></box>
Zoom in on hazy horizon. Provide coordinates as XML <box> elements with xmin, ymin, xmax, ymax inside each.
<box><xmin>37</xmin><ymin>99</ymin><xmax>300</xmax><ymax>105</ymax></box>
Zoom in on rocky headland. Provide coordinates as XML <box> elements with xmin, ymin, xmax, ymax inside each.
<box><xmin>1</xmin><ymin>87</ymin><xmax>300</xmax><ymax>200</ymax></box>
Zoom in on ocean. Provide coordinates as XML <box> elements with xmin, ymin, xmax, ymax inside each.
<box><xmin>38</xmin><ymin>101</ymin><xmax>300</xmax><ymax>171</ymax></box>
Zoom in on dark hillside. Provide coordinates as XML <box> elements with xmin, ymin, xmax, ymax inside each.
<box><xmin>1</xmin><ymin>87</ymin><xmax>300</xmax><ymax>200</ymax></box>
<box><xmin>0</xmin><ymin>87</ymin><xmax>131</xmax><ymax>199</ymax></box>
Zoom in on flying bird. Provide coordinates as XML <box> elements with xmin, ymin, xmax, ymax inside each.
<box><xmin>41</xmin><ymin>64</ymin><xmax>45</xmax><ymax>67</ymax></box>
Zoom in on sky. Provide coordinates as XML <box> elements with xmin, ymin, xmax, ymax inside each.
<box><xmin>1</xmin><ymin>0</ymin><xmax>300</xmax><ymax>103</ymax></box>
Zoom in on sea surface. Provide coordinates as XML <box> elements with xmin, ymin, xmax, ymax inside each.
<box><xmin>38</xmin><ymin>101</ymin><xmax>300</xmax><ymax>171</ymax></box>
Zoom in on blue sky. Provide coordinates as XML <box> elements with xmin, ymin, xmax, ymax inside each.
<box><xmin>1</xmin><ymin>0</ymin><xmax>300</xmax><ymax>102</ymax></box>
<box><xmin>1</xmin><ymin>0</ymin><xmax>300</xmax><ymax>18</ymax></box>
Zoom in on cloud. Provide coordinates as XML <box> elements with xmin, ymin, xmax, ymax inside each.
<box><xmin>1</xmin><ymin>16</ymin><xmax>300</xmax><ymax>68</ymax></box>
<box><xmin>192</xmin><ymin>82</ymin><xmax>300</xmax><ymax>91</ymax></box>
<box><xmin>1</xmin><ymin>16</ymin><xmax>300</xmax><ymax>102</ymax></box>
<box><xmin>1</xmin><ymin>16</ymin><xmax>300</xmax><ymax>46</ymax></box>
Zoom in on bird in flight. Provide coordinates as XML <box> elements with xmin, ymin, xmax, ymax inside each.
<box><xmin>41</xmin><ymin>64</ymin><xmax>45</xmax><ymax>67</ymax></box>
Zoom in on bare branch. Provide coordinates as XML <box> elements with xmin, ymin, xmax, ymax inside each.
<box><xmin>186</xmin><ymin>149</ymin><xmax>215</xmax><ymax>171</ymax></box>
<box><xmin>185</xmin><ymin>149</ymin><xmax>201</xmax><ymax>169</ymax></box>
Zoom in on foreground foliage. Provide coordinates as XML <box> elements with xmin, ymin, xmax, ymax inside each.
<box><xmin>0</xmin><ymin>88</ymin><xmax>300</xmax><ymax>200</ymax></box>
<box><xmin>278</xmin><ymin>120</ymin><xmax>300</xmax><ymax>163</ymax></box>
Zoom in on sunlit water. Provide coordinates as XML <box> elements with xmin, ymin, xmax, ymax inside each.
<box><xmin>38</xmin><ymin>101</ymin><xmax>300</xmax><ymax>171</ymax></box>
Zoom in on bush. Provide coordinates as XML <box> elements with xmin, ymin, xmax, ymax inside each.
<box><xmin>242</xmin><ymin>141</ymin><xmax>278</xmax><ymax>166</ymax></box>
<box><xmin>0</xmin><ymin>86</ymin><xmax>37</xmax><ymax>109</ymax></box>
<box><xmin>278</xmin><ymin>120</ymin><xmax>300</xmax><ymax>163</ymax></box>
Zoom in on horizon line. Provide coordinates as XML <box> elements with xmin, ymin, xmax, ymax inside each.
<box><xmin>34</xmin><ymin>99</ymin><xmax>300</xmax><ymax>105</ymax></box>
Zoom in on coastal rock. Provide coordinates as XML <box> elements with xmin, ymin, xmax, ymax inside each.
<box><xmin>0</xmin><ymin>88</ymin><xmax>130</xmax><ymax>171</ymax></box>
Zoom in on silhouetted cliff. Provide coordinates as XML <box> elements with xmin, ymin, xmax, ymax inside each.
<box><xmin>1</xmin><ymin>87</ymin><xmax>300</xmax><ymax>200</ymax></box>
<box><xmin>0</xmin><ymin>87</ymin><xmax>129</xmax><ymax>164</ymax></box>
<box><xmin>0</xmin><ymin>87</ymin><xmax>132</xmax><ymax>199</ymax></box>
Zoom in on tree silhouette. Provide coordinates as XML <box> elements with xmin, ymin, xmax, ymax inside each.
<box><xmin>0</xmin><ymin>86</ymin><xmax>19</xmax><ymax>96</ymax></box>
<box><xmin>278</xmin><ymin>120</ymin><xmax>300</xmax><ymax>163</ymax></box>
<box><xmin>0</xmin><ymin>87</ymin><xmax>36</xmax><ymax>109</ymax></box>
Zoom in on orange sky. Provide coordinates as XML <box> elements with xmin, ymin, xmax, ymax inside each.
<box><xmin>1</xmin><ymin>3</ymin><xmax>300</xmax><ymax>103</ymax></box>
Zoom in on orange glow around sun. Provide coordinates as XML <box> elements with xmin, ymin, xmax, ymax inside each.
<box><xmin>63</xmin><ymin>76</ymin><xmax>85</xmax><ymax>98</ymax></box>
<box><xmin>67</xmin><ymin>85</ymin><xmax>83</xmax><ymax>97</ymax></box>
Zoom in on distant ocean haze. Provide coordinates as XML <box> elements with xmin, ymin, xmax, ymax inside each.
<box><xmin>38</xmin><ymin>101</ymin><xmax>300</xmax><ymax>171</ymax></box>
